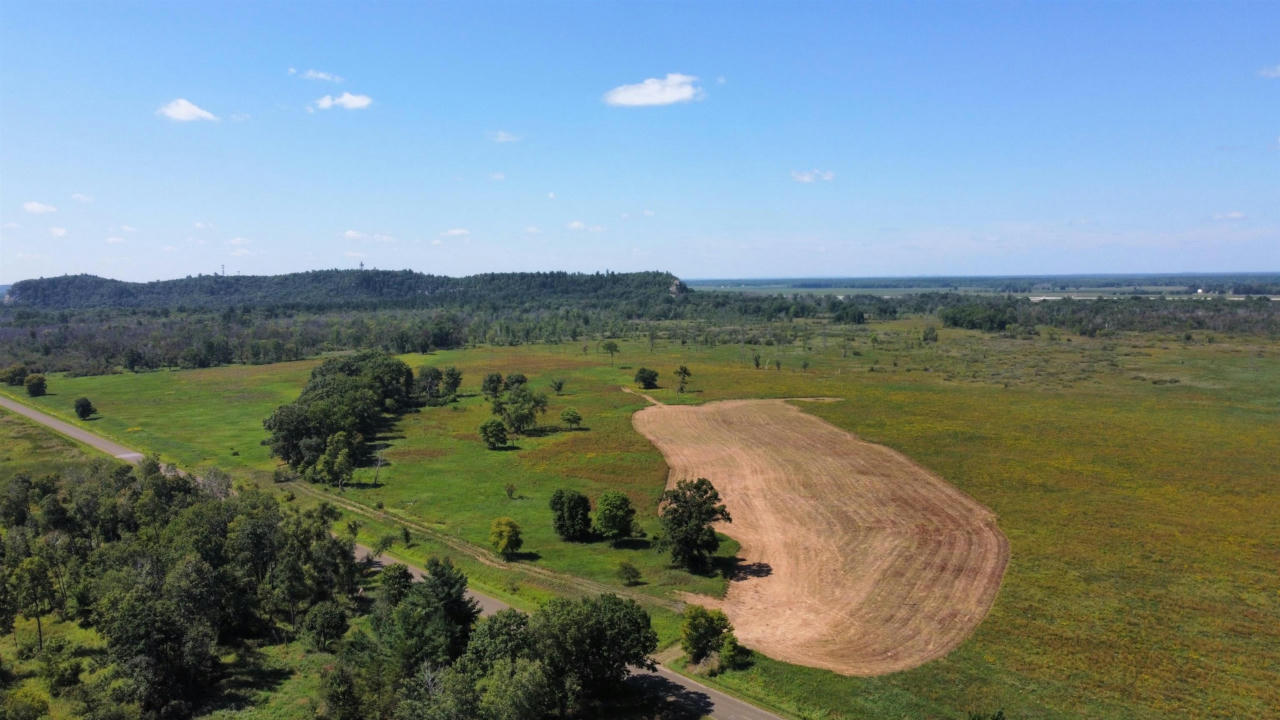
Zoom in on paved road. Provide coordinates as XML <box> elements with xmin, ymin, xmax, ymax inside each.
<box><xmin>0</xmin><ymin>396</ymin><xmax>144</xmax><ymax>462</ymax></box>
<box><xmin>4</xmin><ymin>397</ymin><xmax>784</xmax><ymax>720</ymax></box>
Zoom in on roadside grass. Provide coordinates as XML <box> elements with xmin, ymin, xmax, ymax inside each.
<box><xmin>2</xmin><ymin>325</ymin><xmax>1277</xmax><ymax>718</ymax></box>
<box><xmin>0</xmin><ymin>408</ymin><xmax>98</xmax><ymax>478</ymax></box>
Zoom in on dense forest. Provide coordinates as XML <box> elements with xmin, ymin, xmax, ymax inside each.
<box><xmin>0</xmin><ymin>270</ymin><xmax>1276</xmax><ymax>377</ymax></box>
<box><xmin>0</xmin><ymin>458</ymin><xmax>359</xmax><ymax>718</ymax></box>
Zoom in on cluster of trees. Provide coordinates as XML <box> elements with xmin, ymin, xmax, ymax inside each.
<box><xmin>1</xmin><ymin>364</ymin><xmax>46</xmax><ymax>397</ymax></box>
<box><xmin>681</xmin><ymin>605</ymin><xmax>750</xmax><ymax>674</ymax></box>
<box><xmin>548</xmin><ymin>489</ymin><xmax>639</xmax><ymax>545</ymax></box>
<box><xmin>324</xmin><ymin>559</ymin><xmax>658</xmax><ymax>719</ymax></box>
<box><xmin>0</xmin><ymin>459</ymin><xmax>358</xmax><ymax>718</ymax></box>
<box><xmin>262</xmin><ymin>351</ymin><xmax>414</xmax><ymax>485</ymax></box>
<box><xmin>476</xmin><ymin>372</ymin><xmax>557</xmax><ymax>447</ymax></box>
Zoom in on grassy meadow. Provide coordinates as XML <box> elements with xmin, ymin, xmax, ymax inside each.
<box><xmin>2</xmin><ymin>321</ymin><xmax>1278</xmax><ymax>719</ymax></box>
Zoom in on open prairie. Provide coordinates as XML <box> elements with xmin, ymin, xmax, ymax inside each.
<box><xmin>2</xmin><ymin>323</ymin><xmax>1277</xmax><ymax>718</ymax></box>
<box><xmin>633</xmin><ymin>398</ymin><xmax>1009</xmax><ymax>676</ymax></box>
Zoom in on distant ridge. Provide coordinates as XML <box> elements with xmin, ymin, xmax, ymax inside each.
<box><xmin>6</xmin><ymin>269</ymin><xmax>687</xmax><ymax>310</ymax></box>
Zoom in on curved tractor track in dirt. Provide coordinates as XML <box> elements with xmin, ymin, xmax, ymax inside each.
<box><xmin>633</xmin><ymin>398</ymin><xmax>1009</xmax><ymax>676</ymax></box>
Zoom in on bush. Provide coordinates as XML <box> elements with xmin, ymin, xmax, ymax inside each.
<box><xmin>1</xmin><ymin>364</ymin><xmax>28</xmax><ymax>386</ymax></box>
<box><xmin>681</xmin><ymin>605</ymin><xmax>731</xmax><ymax>664</ymax></box>
<box><xmin>24</xmin><ymin>373</ymin><xmax>47</xmax><ymax>397</ymax></box>
<box><xmin>716</xmin><ymin>631</ymin><xmax>751</xmax><ymax>673</ymax></box>
<box><xmin>634</xmin><ymin>367</ymin><xmax>659</xmax><ymax>389</ymax></box>
<box><xmin>302</xmin><ymin>601</ymin><xmax>348</xmax><ymax>651</ymax></box>
<box><xmin>74</xmin><ymin>397</ymin><xmax>96</xmax><ymax>419</ymax></box>
<box><xmin>480</xmin><ymin>419</ymin><xmax>508</xmax><ymax>449</ymax></box>
<box><xmin>616</xmin><ymin>561</ymin><xmax>641</xmax><ymax>586</ymax></box>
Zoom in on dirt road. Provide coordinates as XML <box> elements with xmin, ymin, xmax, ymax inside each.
<box><xmin>1</xmin><ymin>399</ymin><xmax>783</xmax><ymax>720</ymax></box>
<box><xmin>633</xmin><ymin>398</ymin><xmax>1010</xmax><ymax>676</ymax></box>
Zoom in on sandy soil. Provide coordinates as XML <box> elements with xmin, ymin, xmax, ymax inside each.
<box><xmin>632</xmin><ymin>398</ymin><xmax>1009</xmax><ymax>676</ymax></box>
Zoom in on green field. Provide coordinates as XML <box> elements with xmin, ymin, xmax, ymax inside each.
<box><xmin>3</xmin><ymin>322</ymin><xmax>1278</xmax><ymax>719</ymax></box>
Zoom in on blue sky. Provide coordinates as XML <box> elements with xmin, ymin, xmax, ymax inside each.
<box><xmin>1</xmin><ymin>1</ymin><xmax>1277</xmax><ymax>283</ymax></box>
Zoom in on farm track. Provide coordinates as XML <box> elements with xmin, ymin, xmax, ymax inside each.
<box><xmin>284</xmin><ymin>479</ymin><xmax>685</xmax><ymax>613</ymax></box>
<box><xmin>633</xmin><ymin>397</ymin><xmax>1010</xmax><ymax>676</ymax></box>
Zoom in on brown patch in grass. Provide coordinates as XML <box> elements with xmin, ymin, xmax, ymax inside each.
<box><xmin>633</xmin><ymin>399</ymin><xmax>1009</xmax><ymax>676</ymax></box>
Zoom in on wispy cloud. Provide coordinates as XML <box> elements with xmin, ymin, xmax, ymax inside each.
<box><xmin>158</xmin><ymin>98</ymin><xmax>217</xmax><ymax>122</ymax></box>
<box><xmin>440</xmin><ymin>228</ymin><xmax>471</xmax><ymax>237</ymax></box>
<box><xmin>71</xmin><ymin>193</ymin><xmax>93</xmax><ymax>203</ymax></box>
<box><xmin>120</xmin><ymin>225</ymin><xmax>137</xmax><ymax>232</ymax></box>
<box><xmin>345</xmin><ymin>229</ymin><xmax>395</xmax><ymax>243</ymax></box>
<box><xmin>489</xmin><ymin>130</ymin><xmax>520</xmax><ymax>143</ymax></box>
<box><xmin>344</xmin><ymin>251</ymin><xmax>364</xmax><ymax>258</ymax></box>
<box><xmin>791</xmin><ymin>169</ymin><xmax>835</xmax><ymax>183</ymax></box>
<box><xmin>312</xmin><ymin>92</ymin><xmax>372</xmax><ymax>111</ymax></box>
<box><xmin>228</xmin><ymin>237</ymin><xmax>250</xmax><ymax>246</ymax></box>
<box><xmin>49</xmin><ymin>227</ymin><xmax>67</xmax><ymax>237</ymax></box>
<box><xmin>490</xmin><ymin>172</ymin><xmax>506</xmax><ymax>181</ymax></box>
<box><xmin>230</xmin><ymin>248</ymin><xmax>253</xmax><ymax>257</ymax></box>
<box><xmin>547</xmin><ymin>192</ymin><xmax>556</xmax><ymax>200</ymax></box>
<box><xmin>194</xmin><ymin>221</ymin><xmax>211</xmax><ymax>230</ymax></box>
<box><xmin>643</xmin><ymin>209</ymin><xmax>655</xmax><ymax>217</ymax></box>
<box><xmin>105</xmin><ymin>236</ymin><xmax>125</xmax><ymax>244</ymax></box>
<box><xmin>1214</xmin><ymin>211</ymin><xmax>1246</xmax><ymax>220</ymax></box>
<box><xmin>290</xmin><ymin>67</ymin><xmax>344</xmax><ymax>82</ymax></box>
<box><xmin>1259</xmin><ymin>64</ymin><xmax>1280</xmax><ymax>79</ymax></box>
<box><xmin>604</xmin><ymin>73</ymin><xmax>704</xmax><ymax>107</ymax></box>
<box><xmin>23</xmin><ymin>201</ymin><xmax>56</xmax><ymax>214</ymax></box>
<box><xmin>524</xmin><ymin>226</ymin><xmax>542</xmax><ymax>235</ymax></box>
<box><xmin>567</xmin><ymin>220</ymin><xmax>586</xmax><ymax>231</ymax></box>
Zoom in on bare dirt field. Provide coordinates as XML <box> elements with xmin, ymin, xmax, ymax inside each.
<box><xmin>632</xmin><ymin>397</ymin><xmax>1010</xmax><ymax>676</ymax></box>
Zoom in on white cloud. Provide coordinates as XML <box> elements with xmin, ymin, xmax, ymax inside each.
<box><xmin>2</xmin><ymin>222</ymin><xmax>18</xmax><ymax>229</ymax></box>
<box><xmin>431</xmin><ymin>238</ymin><xmax>443</xmax><ymax>246</ymax></box>
<box><xmin>547</xmin><ymin>192</ymin><xmax>556</xmax><ymax>200</ymax></box>
<box><xmin>157</xmin><ymin>98</ymin><xmax>217</xmax><ymax>122</ymax></box>
<box><xmin>344</xmin><ymin>229</ymin><xmax>366</xmax><ymax>240</ymax></box>
<box><xmin>604</xmin><ymin>73</ymin><xmax>704</xmax><ymax>107</ymax></box>
<box><xmin>1259</xmin><ymin>64</ymin><xmax>1280</xmax><ymax>79</ymax></box>
<box><xmin>1214</xmin><ymin>211</ymin><xmax>1246</xmax><ymax>220</ymax></box>
<box><xmin>441</xmin><ymin>228</ymin><xmax>471</xmax><ymax>237</ymax></box>
<box><xmin>23</xmin><ymin>201</ymin><xmax>56</xmax><ymax>214</ymax></box>
<box><xmin>289</xmin><ymin>67</ymin><xmax>297</xmax><ymax>75</ymax></box>
<box><xmin>230</xmin><ymin>248</ymin><xmax>253</xmax><ymax>257</ymax></box>
<box><xmin>643</xmin><ymin>208</ymin><xmax>655</xmax><ymax>217</ymax></box>
<box><xmin>49</xmin><ymin>227</ymin><xmax>67</xmax><ymax>237</ymax></box>
<box><xmin>120</xmin><ymin>224</ymin><xmax>137</xmax><ymax>232</ymax></box>
<box><xmin>299</xmin><ymin>69</ymin><xmax>343</xmax><ymax>82</ymax></box>
<box><xmin>194</xmin><ymin>221</ymin><xmax>211</xmax><ymax>230</ymax></box>
<box><xmin>716</xmin><ymin>75</ymin><xmax>727</xmax><ymax>85</ymax></box>
<box><xmin>567</xmin><ymin>220</ymin><xmax>586</xmax><ymax>231</ymax></box>
<box><xmin>524</xmin><ymin>226</ymin><xmax>542</xmax><ymax>234</ymax></box>
<box><xmin>490</xmin><ymin>130</ymin><xmax>520</xmax><ymax>143</ymax></box>
<box><xmin>490</xmin><ymin>172</ymin><xmax>506</xmax><ymax>181</ymax></box>
<box><xmin>228</xmin><ymin>236</ymin><xmax>250</xmax><ymax>246</ymax></box>
<box><xmin>588</xmin><ymin>225</ymin><xmax>605</xmax><ymax>233</ymax></box>
<box><xmin>105</xmin><ymin>236</ymin><xmax>125</xmax><ymax>244</ymax></box>
<box><xmin>161</xmin><ymin>245</ymin><xmax>177</xmax><ymax>252</ymax></box>
<box><xmin>313</xmin><ymin>92</ymin><xmax>372</xmax><ymax>110</ymax></box>
<box><xmin>791</xmin><ymin>169</ymin><xmax>836</xmax><ymax>183</ymax></box>
<box><xmin>620</xmin><ymin>212</ymin><xmax>630</xmax><ymax>219</ymax></box>
<box><xmin>71</xmin><ymin>193</ymin><xmax>93</xmax><ymax>203</ymax></box>
<box><xmin>344</xmin><ymin>251</ymin><xmax>365</xmax><ymax>258</ymax></box>
<box><xmin>229</xmin><ymin>113</ymin><xmax>251</xmax><ymax>122</ymax></box>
